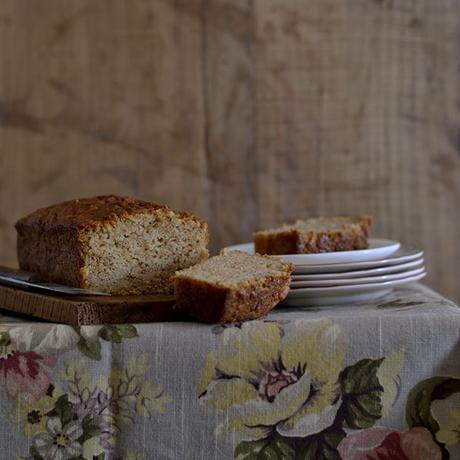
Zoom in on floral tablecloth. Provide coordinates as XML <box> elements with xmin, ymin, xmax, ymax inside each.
<box><xmin>0</xmin><ymin>283</ymin><xmax>459</xmax><ymax>460</ymax></box>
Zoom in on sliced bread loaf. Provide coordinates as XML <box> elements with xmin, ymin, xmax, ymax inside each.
<box><xmin>174</xmin><ymin>251</ymin><xmax>293</xmax><ymax>323</ymax></box>
<box><xmin>16</xmin><ymin>195</ymin><xmax>209</xmax><ymax>295</ymax></box>
<box><xmin>253</xmin><ymin>216</ymin><xmax>372</xmax><ymax>255</ymax></box>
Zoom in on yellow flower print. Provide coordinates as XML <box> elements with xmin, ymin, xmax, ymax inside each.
<box><xmin>436</xmin><ymin>408</ymin><xmax>460</xmax><ymax>446</ymax></box>
<box><xmin>10</xmin><ymin>393</ymin><xmax>56</xmax><ymax>437</ymax></box>
<box><xmin>125</xmin><ymin>451</ymin><xmax>145</xmax><ymax>460</ymax></box>
<box><xmin>199</xmin><ymin>320</ymin><xmax>346</xmax><ymax>441</ymax></box>
<box><xmin>60</xmin><ymin>356</ymin><xmax>170</xmax><ymax>431</ymax></box>
<box><xmin>111</xmin><ymin>353</ymin><xmax>170</xmax><ymax>420</ymax></box>
<box><xmin>82</xmin><ymin>437</ymin><xmax>106</xmax><ymax>458</ymax></box>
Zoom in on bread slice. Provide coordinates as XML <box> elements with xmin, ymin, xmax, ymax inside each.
<box><xmin>174</xmin><ymin>251</ymin><xmax>293</xmax><ymax>323</ymax></box>
<box><xmin>253</xmin><ymin>216</ymin><xmax>372</xmax><ymax>255</ymax></box>
<box><xmin>16</xmin><ymin>195</ymin><xmax>209</xmax><ymax>295</ymax></box>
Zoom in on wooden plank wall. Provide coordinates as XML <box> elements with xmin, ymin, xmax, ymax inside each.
<box><xmin>0</xmin><ymin>0</ymin><xmax>459</xmax><ymax>302</ymax></box>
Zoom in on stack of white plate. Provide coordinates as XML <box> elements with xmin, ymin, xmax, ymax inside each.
<box><xmin>225</xmin><ymin>239</ymin><xmax>426</xmax><ymax>306</ymax></box>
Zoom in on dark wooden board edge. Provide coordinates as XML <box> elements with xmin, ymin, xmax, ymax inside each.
<box><xmin>0</xmin><ymin>285</ymin><xmax>178</xmax><ymax>325</ymax></box>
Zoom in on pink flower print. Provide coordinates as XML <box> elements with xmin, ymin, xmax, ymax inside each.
<box><xmin>0</xmin><ymin>345</ymin><xmax>56</xmax><ymax>400</ymax></box>
<box><xmin>258</xmin><ymin>370</ymin><xmax>299</xmax><ymax>402</ymax></box>
<box><xmin>337</xmin><ymin>426</ymin><xmax>442</xmax><ymax>460</ymax></box>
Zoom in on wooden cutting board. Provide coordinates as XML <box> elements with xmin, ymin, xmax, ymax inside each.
<box><xmin>0</xmin><ymin>284</ymin><xmax>178</xmax><ymax>325</ymax></box>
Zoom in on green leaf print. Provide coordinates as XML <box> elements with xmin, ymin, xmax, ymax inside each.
<box><xmin>406</xmin><ymin>376</ymin><xmax>460</xmax><ymax>432</ymax></box>
<box><xmin>296</xmin><ymin>426</ymin><xmax>345</xmax><ymax>460</ymax></box>
<box><xmin>114</xmin><ymin>324</ymin><xmax>138</xmax><ymax>338</ymax></box>
<box><xmin>235</xmin><ymin>439</ymin><xmax>270</xmax><ymax>460</ymax></box>
<box><xmin>271</xmin><ymin>437</ymin><xmax>296</xmax><ymax>459</ymax></box>
<box><xmin>297</xmin><ymin>442</ymin><xmax>340</xmax><ymax>460</ymax></box>
<box><xmin>98</xmin><ymin>326</ymin><xmax>123</xmax><ymax>343</ymax></box>
<box><xmin>234</xmin><ymin>427</ymin><xmax>345</xmax><ymax>460</ymax></box>
<box><xmin>235</xmin><ymin>436</ymin><xmax>296</xmax><ymax>460</ymax></box>
<box><xmin>77</xmin><ymin>337</ymin><xmax>102</xmax><ymax>360</ymax></box>
<box><xmin>78</xmin><ymin>415</ymin><xmax>101</xmax><ymax>444</ymax></box>
<box><xmin>29</xmin><ymin>445</ymin><xmax>43</xmax><ymax>460</ymax></box>
<box><xmin>98</xmin><ymin>325</ymin><xmax>139</xmax><ymax>343</ymax></box>
<box><xmin>338</xmin><ymin>358</ymin><xmax>385</xmax><ymax>429</ymax></box>
<box><xmin>54</xmin><ymin>394</ymin><xmax>73</xmax><ymax>426</ymax></box>
<box><xmin>0</xmin><ymin>331</ymin><xmax>10</xmax><ymax>346</ymax></box>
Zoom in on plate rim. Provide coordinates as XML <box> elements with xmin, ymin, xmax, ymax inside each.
<box><xmin>294</xmin><ymin>249</ymin><xmax>423</xmax><ymax>269</ymax></box>
<box><xmin>292</xmin><ymin>257</ymin><xmax>424</xmax><ymax>279</ymax></box>
<box><xmin>225</xmin><ymin>238</ymin><xmax>401</xmax><ymax>266</ymax></box>
<box><xmin>286</xmin><ymin>271</ymin><xmax>426</xmax><ymax>297</ymax></box>
<box><xmin>280</xmin><ymin>289</ymin><xmax>393</xmax><ymax>307</ymax></box>
<box><xmin>290</xmin><ymin>266</ymin><xmax>425</xmax><ymax>288</ymax></box>
<box><xmin>293</xmin><ymin>250</ymin><xmax>424</xmax><ymax>273</ymax></box>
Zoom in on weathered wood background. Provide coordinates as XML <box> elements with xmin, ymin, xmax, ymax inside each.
<box><xmin>0</xmin><ymin>0</ymin><xmax>459</xmax><ymax>302</ymax></box>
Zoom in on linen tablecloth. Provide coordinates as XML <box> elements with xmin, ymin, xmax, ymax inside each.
<box><xmin>0</xmin><ymin>283</ymin><xmax>459</xmax><ymax>460</ymax></box>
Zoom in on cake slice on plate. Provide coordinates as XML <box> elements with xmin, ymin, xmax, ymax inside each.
<box><xmin>174</xmin><ymin>251</ymin><xmax>293</xmax><ymax>323</ymax></box>
<box><xmin>253</xmin><ymin>216</ymin><xmax>372</xmax><ymax>255</ymax></box>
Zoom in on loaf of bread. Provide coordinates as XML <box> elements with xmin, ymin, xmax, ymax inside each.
<box><xmin>174</xmin><ymin>250</ymin><xmax>293</xmax><ymax>323</ymax></box>
<box><xmin>16</xmin><ymin>195</ymin><xmax>209</xmax><ymax>295</ymax></box>
<box><xmin>253</xmin><ymin>216</ymin><xmax>372</xmax><ymax>255</ymax></box>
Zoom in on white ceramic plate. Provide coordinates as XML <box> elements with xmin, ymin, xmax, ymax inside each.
<box><xmin>291</xmin><ymin>258</ymin><xmax>424</xmax><ymax>280</ymax></box>
<box><xmin>281</xmin><ymin>289</ymin><xmax>393</xmax><ymax>307</ymax></box>
<box><xmin>290</xmin><ymin>266</ymin><xmax>425</xmax><ymax>288</ymax></box>
<box><xmin>293</xmin><ymin>249</ymin><xmax>423</xmax><ymax>274</ymax></box>
<box><xmin>280</xmin><ymin>271</ymin><xmax>426</xmax><ymax>306</ymax></box>
<box><xmin>225</xmin><ymin>238</ymin><xmax>401</xmax><ymax>266</ymax></box>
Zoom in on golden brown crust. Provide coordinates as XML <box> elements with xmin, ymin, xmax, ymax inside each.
<box><xmin>174</xmin><ymin>263</ymin><xmax>292</xmax><ymax>323</ymax></box>
<box><xmin>253</xmin><ymin>216</ymin><xmax>372</xmax><ymax>255</ymax></box>
<box><xmin>15</xmin><ymin>195</ymin><xmax>207</xmax><ymax>233</ymax></box>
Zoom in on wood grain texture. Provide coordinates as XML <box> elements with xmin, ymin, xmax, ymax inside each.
<box><xmin>0</xmin><ymin>0</ymin><xmax>459</xmax><ymax>303</ymax></box>
<box><xmin>0</xmin><ymin>285</ymin><xmax>177</xmax><ymax>325</ymax></box>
